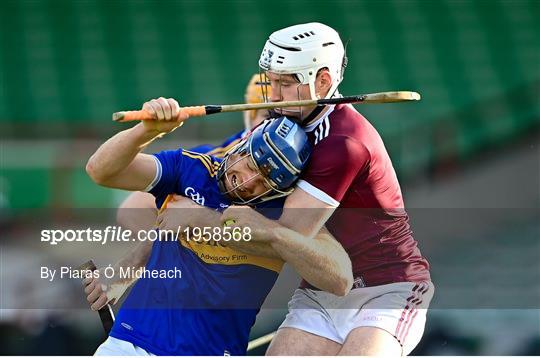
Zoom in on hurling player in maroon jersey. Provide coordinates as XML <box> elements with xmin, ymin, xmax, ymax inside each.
<box><xmin>220</xmin><ymin>22</ymin><xmax>434</xmax><ymax>356</ymax></box>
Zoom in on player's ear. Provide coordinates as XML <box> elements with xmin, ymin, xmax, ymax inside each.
<box><xmin>315</xmin><ymin>69</ymin><xmax>332</xmax><ymax>98</ymax></box>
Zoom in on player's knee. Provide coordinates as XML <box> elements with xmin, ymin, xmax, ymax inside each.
<box><xmin>339</xmin><ymin>326</ymin><xmax>402</xmax><ymax>356</ymax></box>
<box><xmin>267</xmin><ymin>328</ymin><xmax>341</xmax><ymax>356</ymax></box>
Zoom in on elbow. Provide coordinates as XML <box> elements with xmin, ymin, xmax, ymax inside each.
<box><xmin>330</xmin><ymin>254</ymin><xmax>354</xmax><ymax>297</ymax></box>
<box><xmin>331</xmin><ymin>272</ymin><xmax>353</xmax><ymax>297</ymax></box>
<box><xmin>331</xmin><ymin>257</ymin><xmax>354</xmax><ymax>296</ymax></box>
<box><xmin>86</xmin><ymin>157</ymin><xmax>107</xmax><ymax>186</ymax></box>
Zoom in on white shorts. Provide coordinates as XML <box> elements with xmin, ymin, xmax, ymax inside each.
<box><xmin>279</xmin><ymin>281</ymin><xmax>434</xmax><ymax>355</ymax></box>
<box><xmin>94</xmin><ymin>336</ymin><xmax>155</xmax><ymax>356</ymax></box>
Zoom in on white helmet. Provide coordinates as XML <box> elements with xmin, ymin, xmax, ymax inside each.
<box><xmin>259</xmin><ymin>22</ymin><xmax>346</xmax><ymax>100</ymax></box>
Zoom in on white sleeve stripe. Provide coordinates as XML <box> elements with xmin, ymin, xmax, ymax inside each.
<box><xmin>324</xmin><ymin>116</ymin><xmax>330</xmax><ymax>137</ymax></box>
<box><xmin>296</xmin><ymin>180</ymin><xmax>340</xmax><ymax>207</ymax></box>
<box><xmin>314</xmin><ymin>115</ymin><xmax>331</xmax><ymax>145</ymax></box>
<box><xmin>143</xmin><ymin>156</ymin><xmax>162</xmax><ymax>192</ymax></box>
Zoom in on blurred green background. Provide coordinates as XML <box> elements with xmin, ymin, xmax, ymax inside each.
<box><xmin>1</xmin><ymin>0</ymin><xmax>538</xmax><ymax>209</ymax></box>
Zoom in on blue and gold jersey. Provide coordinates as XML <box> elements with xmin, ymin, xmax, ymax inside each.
<box><xmin>109</xmin><ymin>148</ymin><xmax>284</xmax><ymax>356</ymax></box>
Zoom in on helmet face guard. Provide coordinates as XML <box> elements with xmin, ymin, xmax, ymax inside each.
<box><xmin>217</xmin><ymin>141</ymin><xmax>279</xmax><ymax>205</ymax></box>
<box><xmin>244</xmin><ymin>73</ymin><xmax>273</xmax><ymax>130</ymax></box>
<box><xmin>218</xmin><ymin>117</ymin><xmax>311</xmax><ymax>205</ymax></box>
<box><xmin>263</xmin><ymin>72</ymin><xmax>308</xmax><ymax>122</ymax></box>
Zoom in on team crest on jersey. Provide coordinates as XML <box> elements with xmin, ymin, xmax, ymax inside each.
<box><xmin>185</xmin><ymin>187</ymin><xmax>205</xmax><ymax>206</ymax></box>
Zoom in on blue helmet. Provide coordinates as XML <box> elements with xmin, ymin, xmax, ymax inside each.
<box><xmin>218</xmin><ymin>117</ymin><xmax>311</xmax><ymax>204</ymax></box>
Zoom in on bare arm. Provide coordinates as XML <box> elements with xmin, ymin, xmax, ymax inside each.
<box><xmin>271</xmin><ymin>225</ymin><xmax>352</xmax><ymax>294</ymax></box>
<box><xmin>84</xmin><ymin>190</ymin><xmax>161</xmax><ymax>311</ymax></box>
<box><xmin>273</xmin><ymin>189</ymin><xmax>353</xmax><ymax>295</ymax></box>
<box><xmin>114</xmin><ymin>191</ymin><xmax>159</xmax><ymax>273</ymax></box>
<box><xmin>224</xmin><ymin>221</ymin><xmax>352</xmax><ymax>296</ymax></box>
<box><xmin>86</xmin><ymin>97</ymin><xmax>188</xmax><ymax>190</ymax></box>
<box><xmin>85</xmin><ymin>123</ymin><xmax>165</xmax><ymax>190</ymax></box>
<box><xmin>153</xmin><ymin>190</ymin><xmax>352</xmax><ymax>295</ymax></box>
<box><xmin>117</xmin><ymin>191</ymin><xmax>158</xmax><ymax>233</ymax></box>
<box><xmin>84</xmin><ymin>98</ymin><xmax>188</xmax><ymax>309</ymax></box>
<box><xmin>83</xmin><ymin>237</ymin><xmax>155</xmax><ymax>310</ymax></box>
<box><xmin>221</xmin><ymin>188</ymin><xmax>353</xmax><ymax>296</ymax></box>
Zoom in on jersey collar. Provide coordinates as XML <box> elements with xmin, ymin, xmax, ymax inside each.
<box><xmin>302</xmin><ymin>91</ymin><xmax>342</xmax><ymax>131</ymax></box>
<box><xmin>303</xmin><ymin>105</ymin><xmax>336</xmax><ymax>133</ymax></box>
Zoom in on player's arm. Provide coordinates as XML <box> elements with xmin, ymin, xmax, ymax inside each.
<box><xmin>274</xmin><ymin>190</ymin><xmax>350</xmax><ymax>293</ymax></box>
<box><xmin>87</xmin><ymin>186</ymin><xmax>194</xmax><ymax>312</ymax></box>
<box><xmin>89</xmin><ymin>195</ymin><xmax>187</xmax><ymax>311</ymax></box>
<box><xmin>168</xmin><ymin>198</ymin><xmax>350</xmax><ymax>294</ymax></box>
<box><xmin>223</xmin><ymin>136</ymin><xmax>367</xmax><ymax>295</ymax></box>
<box><xmin>86</xmin><ymin>98</ymin><xmax>188</xmax><ymax>190</ymax></box>
<box><xmin>271</xmin><ymin>135</ymin><xmax>368</xmax><ymax>293</ymax></box>
<box><xmin>85</xmin><ymin>187</ymin><xmax>161</xmax><ymax>311</ymax></box>
<box><xmin>114</xmin><ymin>191</ymin><xmax>158</xmax><ymax>273</ymax></box>
<box><xmin>221</xmin><ymin>197</ymin><xmax>350</xmax><ymax>295</ymax></box>
<box><xmin>278</xmin><ymin>187</ymin><xmax>336</xmax><ymax>238</ymax></box>
<box><xmin>117</xmin><ymin>191</ymin><xmax>158</xmax><ymax>233</ymax></box>
<box><xmin>155</xmin><ymin>195</ymin><xmax>223</xmax><ymax>235</ymax></box>
<box><xmin>222</xmin><ymin>207</ymin><xmax>351</xmax><ymax>286</ymax></box>
<box><xmin>270</xmin><ymin>136</ymin><xmax>368</xmax><ymax>294</ymax></box>
<box><xmin>83</xmin><ymin>236</ymin><xmax>155</xmax><ymax>310</ymax></box>
<box><xmin>86</xmin><ymin>124</ymin><xmax>156</xmax><ymax>190</ymax></box>
<box><xmin>157</xmin><ymin>195</ymin><xmax>352</xmax><ymax>295</ymax></box>
<box><xmin>272</xmin><ymin>223</ymin><xmax>351</xmax><ymax>291</ymax></box>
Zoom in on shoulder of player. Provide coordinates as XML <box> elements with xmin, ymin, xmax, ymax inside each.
<box><xmin>181</xmin><ymin>150</ymin><xmax>221</xmax><ymax>178</ymax></box>
<box><xmin>328</xmin><ymin>103</ymin><xmax>368</xmax><ymax>129</ymax></box>
<box><xmin>308</xmin><ymin>105</ymin><xmax>365</xmax><ymax>143</ymax></box>
<box><xmin>311</xmin><ymin>132</ymin><xmax>369</xmax><ymax>159</ymax></box>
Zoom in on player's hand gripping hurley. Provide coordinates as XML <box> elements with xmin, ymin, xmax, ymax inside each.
<box><xmin>78</xmin><ymin>260</ymin><xmax>115</xmax><ymax>334</ymax></box>
<box><xmin>112</xmin><ymin>91</ymin><xmax>421</xmax><ymax>122</ymax></box>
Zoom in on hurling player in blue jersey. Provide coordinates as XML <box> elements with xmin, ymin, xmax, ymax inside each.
<box><xmin>85</xmin><ymin>100</ymin><xmax>352</xmax><ymax>355</ymax></box>
<box><xmin>116</xmin><ymin>74</ymin><xmax>272</xmax><ymax>233</ymax></box>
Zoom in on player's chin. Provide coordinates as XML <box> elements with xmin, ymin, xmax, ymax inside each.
<box><xmin>235</xmin><ymin>188</ymin><xmax>260</xmax><ymax>203</ymax></box>
<box><xmin>235</xmin><ymin>189</ymin><xmax>251</xmax><ymax>201</ymax></box>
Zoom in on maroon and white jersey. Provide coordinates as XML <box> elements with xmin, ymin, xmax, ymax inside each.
<box><xmin>297</xmin><ymin>104</ymin><xmax>430</xmax><ymax>288</ymax></box>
